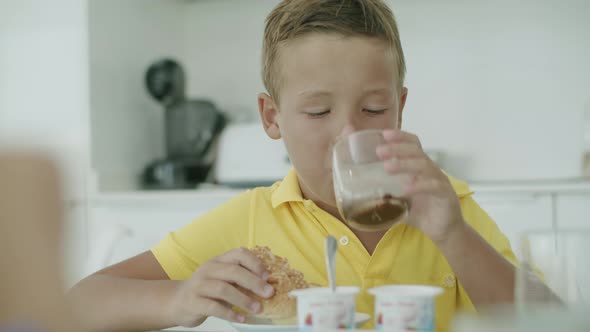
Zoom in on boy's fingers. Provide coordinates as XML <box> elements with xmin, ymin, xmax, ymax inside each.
<box><xmin>382</xmin><ymin>130</ymin><xmax>422</xmax><ymax>147</ymax></box>
<box><xmin>216</xmin><ymin>248</ymin><xmax>267</xmax><ymax>278</ymax></box>
<box><xmin>376</xmin><ymin>143</ymin><xmax>423</xmax><ymax>160</ymax></box>
<box><xmin>384</xmin><ymin>158</ymin><xmax>431</xmax><ymax>174</ymax></box>
<box><xmin>205</xmin><ymin>262</ymin><xmax>274</xmax><ymax>299</ymax></box>
<box><xmin>196</xmin><ymin>280</ymin><xmax>261</xmax><ymax>314</ymax></box>
<box><xmin>404</xmin><ymin>177</ymin><xmax>448</xmax><ymax>196</ymax></box>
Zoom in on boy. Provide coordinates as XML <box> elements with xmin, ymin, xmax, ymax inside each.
<box><xmin>70</xmin><ymin>1</ymin><xmax>517</xmax><ymax>331</ymax></box>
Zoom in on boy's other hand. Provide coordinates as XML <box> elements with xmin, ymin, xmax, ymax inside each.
<box><xmin>167</xmin><ymin>247</ymin><xmax>274</xmax><ymax>327</ymax></box>
<box><xmin>376</xmin><ymin>129</ymin><xmax>466</xmax><ymax>245</ymax></box>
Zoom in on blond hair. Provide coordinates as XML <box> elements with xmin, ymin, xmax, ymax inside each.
<box><xmin>262</xmin><ymin>0</ymin><xmax>406</xmax><ymax>101</ymax></box>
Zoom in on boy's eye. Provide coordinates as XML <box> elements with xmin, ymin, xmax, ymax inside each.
<box><xmin>364</xmin><ymin>108</ymin><xmax>387</xmax><ymax>115</ymax></box>
<box><xmin>306</xmin><ymin>110</ymin><xmax>331</xmax><ymax>118</ymax></box>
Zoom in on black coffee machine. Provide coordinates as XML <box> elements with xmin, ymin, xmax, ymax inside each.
<box><xmin>142</xmin><ymin>59</ymin><xmax>225</xmax><ymax>189</ymax></box>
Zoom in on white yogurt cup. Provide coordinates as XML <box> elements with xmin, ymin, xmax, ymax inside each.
<box><xmin>368</xmin><ymin>285</ymin><xmax>443</xmax><ymax>332</ymax></box>
<box><xmin>289</xmin><ymin>286</ymin><xmax>360</xmax><ymax>331</ymax></box>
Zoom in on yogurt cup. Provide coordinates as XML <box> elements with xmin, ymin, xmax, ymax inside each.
<box><xmin>368</xmin><ymin>285</ymin><xmax>443</xmax><ymax>332</ymax></box>
<box><xmin>289</xmin><ymin>286</ymin><xmax>360</xmax><ymax>331</ymax></box>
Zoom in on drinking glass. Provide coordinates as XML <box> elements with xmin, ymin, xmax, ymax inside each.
<box><xmin>515</xmin><ymin>229</ymin><xmax>590</xmax><ymax>330</ymax></box>
<box><xmin>454</xmin><ymin>229</ymin><xmax>590</xmax><ymax>331</ymax></box>
<box><xmin>332</xmin><ymin>129</ymin><xmax>410</xmax><ymax>232</ymax></box>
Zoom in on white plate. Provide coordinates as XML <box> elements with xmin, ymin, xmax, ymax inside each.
<box><xmin>230</xmin><ymin>312</ymin><xmax>371</xmax><ymax>332</ymax></box>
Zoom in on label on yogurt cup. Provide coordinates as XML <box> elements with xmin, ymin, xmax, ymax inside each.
<box><xmin>299</xmin><ymin>298</ymin><xmax>355</xmax><ymax>331</ymax></box>
<box><xmin>369</xmin><ymin>285</ymin><xmax>442</xmax><ymax>332</ymax></box>
<box><xmin>374</xmin><ymin>298</ymin><xmax>435</xmax><ymax>331</ymax></box>
<box><xmin>290</xmin><ymin>287</ymin><xmax>359</xmax><ymax>331</ymax></box>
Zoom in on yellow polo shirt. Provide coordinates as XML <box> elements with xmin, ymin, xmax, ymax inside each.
<box><xmin>152</xmin><ymin>169</ymin><xmax>516</xmax><ymax>331</ymax></box>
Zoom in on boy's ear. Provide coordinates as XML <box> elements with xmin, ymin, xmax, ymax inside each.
<box><xmin>258</xmin><ymin>93</ymin><xmax>281</xmax><ymax>139</ymax></box>
<box><xmin>397</xmin><ymin>87</ymin><xmax>409</xmax><ymax>129</ymax></box>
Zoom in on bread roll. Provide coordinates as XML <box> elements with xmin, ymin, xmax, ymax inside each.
<box><xmin>242</xmin><ymin>246</ymin><xmax>312</xmax><ymax>322</ymax></box>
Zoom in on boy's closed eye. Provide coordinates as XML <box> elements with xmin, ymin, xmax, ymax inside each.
<box><xmin>304</xmin><ymin>108</ymin><xmax>388</xmax><ymax>119</ymax></box>
<box><xmin>364</xmin><ymin>108</ymin><xmax>388</xmax><ymax>115</ymax></box>
<box><xmin>305</xmin><ymin>110</ymin><xmax>331</xmax><ymax>118</ymax></box>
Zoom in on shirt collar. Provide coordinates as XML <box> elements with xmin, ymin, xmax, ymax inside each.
<box><xmin>271</xmin><ymin>168</ymin><xmax>305</xmax><ymax>208</ymax></box>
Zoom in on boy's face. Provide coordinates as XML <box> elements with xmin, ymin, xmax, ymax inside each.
<box><xmin>259</xmin><ymin>33</ymin><xmax>408</xmax><ymax>206</ymax></box>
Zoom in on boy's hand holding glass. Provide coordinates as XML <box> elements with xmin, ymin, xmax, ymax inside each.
<box><xmin>376</xmin><ymin>129</ymin><xmax>465</xmax><ymax>243</ymax></box>
<box><xmin>341</xmin><ymin>129</ymin><xmax>463</xmax><ymax>244</ymax></box>
<box><xmin>332</xmin><ymin>127</ymin><xmax>465</xmax><ymax>244</ymax></box>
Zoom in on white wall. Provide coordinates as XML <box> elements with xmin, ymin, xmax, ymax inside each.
<box><xmin>0</xmin><ymin>0</ymin><xmax>90</xmax><ymax>196</ymax></box>
<box><xmin>183</xmin><ymin>0</ymin><xmax>278</xmax><ymax>122</ymax></box>
<box><xmin>181</xmin><ymin>0</ymin><xmax>590</xmax><ymax>181</ymax></box>
<box><xmin>395</xmin><ymin>0</ymin><xmax>590</xmax><ymax>181</ymax></box>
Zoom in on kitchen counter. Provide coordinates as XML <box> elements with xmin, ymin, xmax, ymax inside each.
<box><xmin>157</xmin><ymin>330</ymin><xmax>374</xmax><ymax>332</ymax></box>
<box><xmin>90</xmin><ymin>187</ymin><xmax>243</xmax><ymax>207</ymax></box>
<box><xmin>469</xmin><ymin>178</ymin><xmax>590</xmax><ymax>194</ymax></box>
<box><xmin>89</xmin><ymin>178</ymin><xmax>590</xmax><ymax>206</ymax></box>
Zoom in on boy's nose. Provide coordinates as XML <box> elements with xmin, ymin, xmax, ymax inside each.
<box><xmin>339</xmin><ymin>125</ymin><xmax>356</xmax><ymax>138</ymax></box>
<box><xmin>333</xmin><ymin>125</ymin><xmax>356</xmax><ymax>144</ymax></box>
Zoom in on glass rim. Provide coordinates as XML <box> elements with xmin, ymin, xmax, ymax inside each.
<box><xmin>332</xmin><ymin>128</ymin><xmax>385</xmax><ymax>150</ymax></box>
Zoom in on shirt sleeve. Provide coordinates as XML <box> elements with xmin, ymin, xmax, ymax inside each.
<box><xmin>151</xmin><ymin>190</ymin><xmax>253</xmax><ymax>280</ymax></box>
<box><xmin>455</xmin><ymin>194</ymin><xmax>519</xmax><ymax>310</ymax></box>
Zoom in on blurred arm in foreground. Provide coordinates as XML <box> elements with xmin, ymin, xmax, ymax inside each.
<box><xmin>0</xmin><ymin>152</ymin><xmax>81</xmax><ymax>332</ymax></box>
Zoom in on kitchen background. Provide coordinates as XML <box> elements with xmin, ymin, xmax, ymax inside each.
<box><xmin>1</xmin><ymin>0</ymin><xmax>590</xmax><ymax>304</ymax></box>
<box><xmin>88</xmin><ymin>0</ymin><xmax>590</xmax><ymax>189</ymax></box>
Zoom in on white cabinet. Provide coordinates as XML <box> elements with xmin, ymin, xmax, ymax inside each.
<box><xmin>88</xmin><ymin>205</ymin><xmax>204</xmax><ymax>269</ymax></box>
<box><xmin>81</xmin><ymin>190</ymin><xmax>241</xmax><ymax>279</ymax></box>
<box><xmin>472</xmin><ymin>182</ymin><xmax>590</xmax><ymax>258</ymax></box>
<box><xmin>557</xmin><ymin>194</ymin><xmax>590</xmax><ymax>229</ymax></box>
<box><xmin>471</xmin><ymin>192</ymin><xmax>554</xmax><ymax>257</ymax></box>
<box><xmin>62</xmin><ymin>200</ymin><xmax>89</xmax><ymax>288</ymax></box>
<box><xmin>77</xmin><ymin>186</ymin><xmax>589</xmax><ymax>280</ymax></box>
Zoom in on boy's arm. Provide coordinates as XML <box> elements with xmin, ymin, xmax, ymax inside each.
<box><xmin>69</xmin><ymin>248</ymin><xmax>273</xmax><ymax>332</ymax></box>
<box><xmin>376</xmin><ymin>129</ymin><xmax>516</xmax><ymax>307</ymax></box>
<box><xmin>68</xmin><ymin>251</ymin><xmax>181</xmax><ymax>332</ymax></box>
<box><xmin>436</xmin><ymin>221</ymin><xmax>516</xmax><ymax>306</ymax></box>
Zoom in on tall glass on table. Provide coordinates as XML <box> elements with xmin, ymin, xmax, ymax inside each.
<box><xmin>453</xmin><ymin>229</ymin><xmax>590</xmax><ymax>332</ymax></box>
<box><xmin>515</xmin><ymin>229</ymin><xmax>590</xmax><ymax>331</ymax></box>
